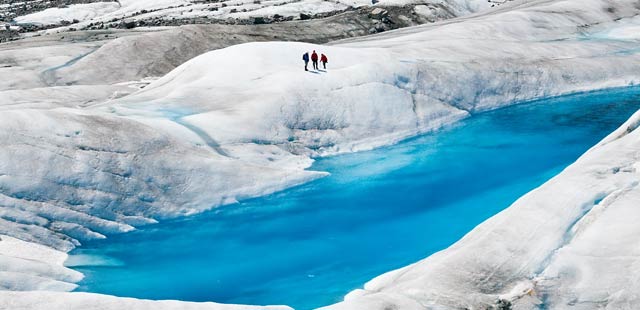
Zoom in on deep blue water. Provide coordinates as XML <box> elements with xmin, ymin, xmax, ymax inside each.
<box><xmin>67</xmin><ymin>87</ymin><xmax>640</xmax><ymax>309</ymax></box>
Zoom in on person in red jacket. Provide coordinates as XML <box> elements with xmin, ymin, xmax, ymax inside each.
<box><xmin>311</xmin><ymin>50</ymin><xmax>319</xmax><ymax>70</ymax></box>
<box><xmin>320</xmin><ymin>53</ymin><xmax>328</xmax><ymax>70</ymax></box>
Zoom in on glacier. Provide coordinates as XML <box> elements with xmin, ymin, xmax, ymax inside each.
<box><xmin>1</xmin><ymin>0</ymin><xmax>640</xmax><ymax>309</ymax></box>
<box><xmin>13</xmin><ymin>0</ymin><xmax>494</xmax><ymax>31</ymax></box>
<box><xmin>324</xmin><ymin>108</ymin><xmax>640</xmax><ymax>310</ymax></box>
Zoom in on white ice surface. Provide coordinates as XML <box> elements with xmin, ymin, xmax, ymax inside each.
<box><xmin>16</xmin><ymin>0</ymin><xmax>189</xmax><ymax>26</ymax></box>
<box><xmin>0</xmin><ymin>235</ymin><xmax>82</xmax><ymax>291</ymax></box>
<box><xmin>0</xmin><ymin>41</ymin><xmax>98</xmax><ymax>90</ymax></box>
<box><xmin>107</xmin><ymin>0</ymin><xmax>640</xmax><ymax>156</ymax></box>
<box><xmin>1</xmin><ymin>0</ymin><xmax>640</xmax><ymax>308</ymax></box>
<box><xmin>14</xmin><ymin>3</ymin><xmax>121</xmax><ymax>26</ymax></box>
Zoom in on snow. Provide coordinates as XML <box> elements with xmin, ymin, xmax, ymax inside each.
<box><xmin>588</xmin><ymin>15</ymin><xmax>640</xmax><ymax>41</ymax></box>
<box><xmin>0</xmin><ymin>235</ymin><xmax>82</xmax><ymax>291</ymax></box>
<box><xmin>15</xmin><ymin>0</ymin><xmax>188</xmax><ymax>26</ymax></box>
<box><xmin>225</xmin><ymin>0</ymin><xmax>350</xmax><ymax>19</ymax></box>
<box><xmin>14</xmin><ymin>3</ymin><xmax>120</xmax><ymax>26</ymax></box>
<box><xmin>0</xmin><ymin>85</ymin><xmax>135</xmax><ymax>109</ymax></box>
<box><xmin>0</xmin><ymin>41</ymin><xmax>98</xmax><ymax>90</ymax></box>
<box><xmin>1</xmin><ymin>0</ymin><xmax>640</xmax><ymax>308</ymax></box>
<box><xmin>0</xmin><ymin>25</ymin><xmax>21</xmax><ymax>31</ymax></box>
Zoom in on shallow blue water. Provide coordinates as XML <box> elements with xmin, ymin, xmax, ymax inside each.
<box><xmin>68</xmin><ymin>87</ymin><xmax>640</xmax><ymax>309</ymax></box>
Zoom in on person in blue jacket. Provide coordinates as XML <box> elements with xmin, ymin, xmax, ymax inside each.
<box><xmin>302</xmin><ymin>52</ymin><xmax>310</xmax><ymax>71</ymax></box>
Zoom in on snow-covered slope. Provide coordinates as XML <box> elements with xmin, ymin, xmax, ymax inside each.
<box><xmin>46</xmin><ymin>20</ymin><xmax>396</xmax><ymax>85</ymax></box>
<box><xmin>1</xmin><ymin>0</ymin><xmax>640</xmax><ymax>308</ymax></box>
<box><xmin>0</xmin><ymin>27</ymin><xmax>163</xmax><ymax>91</ymax></box>
<box><xmin>41</xmin><ymin>0</ymin><xmax>503</xmax><ymax>86</ymax></box>
<box><xmin>13</xmin><ymin>2</ymin><xmax>121</xmax><ymax>26</ymax></box>
<box><xmin>108</xmin><ymin>0</ymin><xmax>640</xmax><ymax>155</ymax></box>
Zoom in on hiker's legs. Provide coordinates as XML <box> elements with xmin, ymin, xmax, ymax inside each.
<box><xmin>305</xmin><ymin>61</ymin><xmax>308</xmax><ymax>71</ymax></box>
<box><xmin>323</xmin><ymin>62</ymin><xmax>326</xmax><ymax>69</ymax></box>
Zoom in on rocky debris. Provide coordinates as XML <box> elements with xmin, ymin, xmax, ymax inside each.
<box><xmin>494</xmin><ymin>299</ymin><xmax>513</xmax><ymax>310</ymax></box>
<box><xmin>1</xmin><ymin>0</ymin><xmax>486</xmax><ymax>41</ymax></box>
<box><xmin>487</xmin><ymin>0</ymin><xmax>515</xmax><ymax>8</ymax></box>
<box><xmin>369</xmin><ymin>8</ymin><xmax>388</xmax><ymax>19</ymax></box>
<box><xmin>0</xmin><ymin>22</ymin><xmax>20</xmax><ymax>42</ymax></box>
<box><xmin>299</xmin><ymin>13</ymin><xmax>312</xmax><ymax>20</ymax></box>
<box><xmin>77</xmin><ymin>3</ymin><xmax>454</xmax><ymax>35</ymax></box>
<box><xmin>119</xmin><ymin>20</ymin><xmax>136</xmax><ymax>29</ymax></box>
<box><xmin>0</xmin><ymin>29</ymin><xmax>18</xmax><ymax>43</ymax></box>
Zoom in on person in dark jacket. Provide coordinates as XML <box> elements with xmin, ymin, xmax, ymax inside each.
<box><xmin>302</xmin><ymin>52</ymin><xmax>310</xmax><ymax>71</ymax></box>
<box><xmin>311</xmin><ymin>50</ymin><xmax>319</xmax><ymax>70</ymax></box>
<box><xmin>320</xmin><ymin>53</ymin><xmax>328</xmax><ymax>69</ymax></box>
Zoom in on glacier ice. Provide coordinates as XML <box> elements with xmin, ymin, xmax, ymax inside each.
<box><xmin>1</xmin><ymin>0</ymin><xmax>640</xmax><ymax>308</ymax></box>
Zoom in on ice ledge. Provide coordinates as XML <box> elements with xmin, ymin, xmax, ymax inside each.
<box><xmin>0</xmin><ymin>291</ymin><xmax>293</xmax><ymax>310</ymax></box>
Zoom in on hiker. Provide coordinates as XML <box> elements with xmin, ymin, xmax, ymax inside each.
<box><xmin>311</xmin><ymin>50</ymin><xmax>319</xmax><ymax>70</ymax></box>
<box><xmin>302</xmin><ymin>52</ymin><xmax>310</xmax><ymax>71</ymax></box>
<box><xmin>320</xmin><ymin>53</ymin><xmax>328</xmax><ymax>69</ymax></box>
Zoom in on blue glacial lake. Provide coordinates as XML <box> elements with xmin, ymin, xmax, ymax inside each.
<box><xmin>67</xmin><ymin>87</ymin><xmax>640</xmax><ymax>309</ymax></box>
